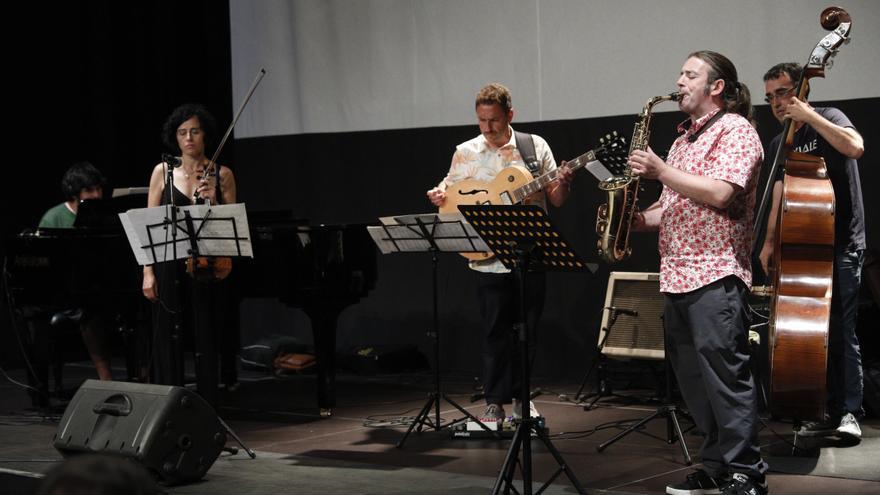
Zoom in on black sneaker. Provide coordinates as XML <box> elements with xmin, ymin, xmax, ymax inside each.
<box><xmin>796</xmin><ymin>417</ymin><xmax>839</xmax><ymax>437</ymax></box>
<box><xmin>666</xmin><ymin>469</ymin><xmax>722</xmax><ymax>495</ymax></box>
<box><xmin>720</xmin><ymin>473</ymin><xmax>767</xmax><ymax>495</ymax></box>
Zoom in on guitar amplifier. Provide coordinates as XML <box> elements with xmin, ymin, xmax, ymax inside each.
<box><xmin>598</xmin><ymin>272</ymin><xmax>665</xmax><ymax>360</ymax></box>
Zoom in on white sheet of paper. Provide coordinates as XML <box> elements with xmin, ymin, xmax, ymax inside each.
<box><xmin>369</xmin><ymin>212</ymin><xmax>489</xmax><ymax>254</ymax></box>
<box><xmin>585</xmin><ymin>160</ymin><xmax>614</xmax><ymax>182</ymax></box>
<box><xmin>119</xmin><ymin>203</ymin><xmax>253</xmax><ymax>266</ymax></box>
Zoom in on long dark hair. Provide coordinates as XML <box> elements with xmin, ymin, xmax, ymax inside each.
<box><xmin>689</xmin><ymin>50</ymin><xmax>754</xmax><ymax>126</ymax></box>
<box><xmin>161</xmin><ymin>103</ymin><xmax>218</xmax><ymax>155</ymax></box>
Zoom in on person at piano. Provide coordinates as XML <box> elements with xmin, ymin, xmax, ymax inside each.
<box><xmin>758</xmin><ymin>62</ymin><xmax>866</xmax><ymax>440</ymax></box>
<box><xmin>39</xmin><ymin>161</ymin><xmax>105</xmax><ymax>229</ymax></box>
<box><xmin>426</xmin><ymin>83</ymin><xmax>572</xmax><ymax>424</ymax></box>
<box><xmin>141</xmin><ymin>103</ymin><xmax>238</xmax><ymax>408</ymax></box>
<box><xmin>37</xmin><ymin>161</ymin><xmax>113</xmax><ymax>381</ymax></box>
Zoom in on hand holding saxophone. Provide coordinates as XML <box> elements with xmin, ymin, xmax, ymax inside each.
<box><xmin>628</xmin><ymin>146</ymin><xmax>666</xmax><ymax>180</ymax></box>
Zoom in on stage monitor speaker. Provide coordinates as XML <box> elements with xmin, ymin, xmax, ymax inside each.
<box><xmin>53</xmin><ymin>380</ymin><xmax>227</xmax><ymax>485</ymax></box>
<box><xmin>599</xmin><ymin>271</ymin><xmax>665</xmax><ymax>360</ymax></box>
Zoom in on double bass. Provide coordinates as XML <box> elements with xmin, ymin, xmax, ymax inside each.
<box><xmin>755</xmin><ymin>6</ymin><xmax>852</xmax><ymax>421</ymax></box>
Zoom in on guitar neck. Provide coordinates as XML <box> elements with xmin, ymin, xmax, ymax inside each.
<box><xmin>512</xmin><ymin>149</ymin><xmax>597</xmax><ymax>202</ymax></box>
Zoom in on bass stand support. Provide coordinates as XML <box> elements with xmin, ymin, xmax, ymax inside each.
<box><xmin>596</xmin><ymin>316</ymin><xmax>693</xmax><ymax>465</ymax></box>
<box><xmin>574</xmin><ymin>308</ymin><xmax>637</xmax><ymax>409</ymax></box>
<box><xmin>457</xmin><ymin>204</ymin><xmax>591</xmax><ymax>495</ymax></box>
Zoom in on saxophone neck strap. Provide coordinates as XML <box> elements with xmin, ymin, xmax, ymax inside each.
<box><xmin>686</xmin><ymin>110</ymin><xmax>726</xmax><ymax>143</ymax></box>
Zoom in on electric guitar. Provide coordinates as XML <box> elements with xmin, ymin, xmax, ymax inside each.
<box><xmin>441</xmin><ymin>132</ymin><xmax>627</xmax><ymax>261</ymax></box>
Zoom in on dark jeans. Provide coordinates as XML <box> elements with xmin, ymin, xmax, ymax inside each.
<box><xmin>828</xmin><ymin>249</ymin><xmax>865</xmax><ymax>417</ymax></box>
<box><xmin>475</xmin><ymin>269</ymin><xmax>546</xmax><ymax>406</ymax></box>
<box><xmin>664</xmin><ymin>276</ymin><xmax>767</xmax><ymax>479</ymax></box>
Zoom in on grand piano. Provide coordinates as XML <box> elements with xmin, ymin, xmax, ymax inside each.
<box><xmin>235</xmin><ymin>211</ymin><xmax>378</xmax><ymax>413</ymax></box>
<box><xmin>6</xmin><ymin>203</ymin><xmax>377</xmax><ymax>413</ymax></box>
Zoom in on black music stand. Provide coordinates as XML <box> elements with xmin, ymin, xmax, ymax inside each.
<box><xmin>458</xmin><ymin>204</ymin><xmax>591</xmax><ymax>495</ymax></box>
<box><xmin>367</xmin><ymin>213</ymin><xmax>500</xmax><ymax>447</ymax></box>
<box><xmin>595</xmin><ymin>315</ymin><xmax>693</xmax><ymax>465</ymax></box>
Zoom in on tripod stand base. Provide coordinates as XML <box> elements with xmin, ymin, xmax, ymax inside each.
<box><xmin>397</xmin><ymin>392</ymin><xmax>498</xmax><ymax>448</ymax></box>
<box><xmin>492</xmin><ymin>418</ymin><xmax>587</xmax><ymax>495</ymax></box>
<box><xmin>596</xmin><ymin>404</ymin><xmax>693</xmax><ymax>465</ymax></box>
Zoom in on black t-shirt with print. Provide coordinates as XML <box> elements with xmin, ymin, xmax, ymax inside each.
<box><xmin>768</xmin><ymin>107</ymin><xmax>865</xmax><ymax>252</ymax></box>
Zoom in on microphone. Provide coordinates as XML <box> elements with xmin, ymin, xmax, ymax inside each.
<box><xmin>162</xmin><ymin>153</ymin><xmax>181</xmax><ymax>168</ymax></box>
<box><xmin>606</xmin><ymin>306</ymin><xmax>638</xmax><ymax>317</ymax></box>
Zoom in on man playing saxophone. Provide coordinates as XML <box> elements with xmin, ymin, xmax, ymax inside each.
<box><xmin>629</xmin><ymin>51</ymin><xmax>768</xmax><ymax>495</ymax></box>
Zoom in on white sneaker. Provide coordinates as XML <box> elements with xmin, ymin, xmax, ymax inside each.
<box><xmin>837</xmin><ymin>412</ymin><xmax>862</xmax><ymax>439</ymax></box>
<box><xmin>512</xmin><ymin>399</ymin><xmax>539</xmax><ymax>420</ymax></box>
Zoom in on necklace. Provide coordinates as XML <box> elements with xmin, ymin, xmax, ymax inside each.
<box><xmin>181</xmin><ymin>161</ymin><xmax>204</xmax><ymax>179</ymax></box>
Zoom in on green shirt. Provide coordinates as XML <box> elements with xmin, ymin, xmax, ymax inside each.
<box><xmin>39</xmin><ymin>202</ymin><xmax>76</xmax><ymax>228</ymax></box>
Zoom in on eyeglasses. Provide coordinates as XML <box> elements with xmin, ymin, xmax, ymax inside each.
<box><xmin>177</xmin><ymin>128</ymin><xmax>202</xmax><ymax>137</ymax></box>
<box><xmin>764</xmin><ymin>87</ymin><xmax>796</xmax><ymax>104</ymax></box>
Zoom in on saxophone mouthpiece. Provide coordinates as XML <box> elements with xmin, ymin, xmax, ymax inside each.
<box><xmin>669</xmin><ymin>92</ymin><xmax>682</xmax><ymax>102</ymax></box>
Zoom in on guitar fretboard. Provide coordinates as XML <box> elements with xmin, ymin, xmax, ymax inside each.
<box><xmin>512</xmin><ymin>150</ymin><xmax>597</xmax><ymax>203</ymax></box>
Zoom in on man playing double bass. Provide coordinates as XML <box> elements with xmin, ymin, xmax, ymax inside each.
<box><xmin>759</xmin><ymin>62</ymin><xmax>866</xmax><ymax>439</ymax></box>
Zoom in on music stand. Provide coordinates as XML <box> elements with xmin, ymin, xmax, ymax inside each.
<box><xmin>368</xmin><ymin>212</ymin><xmax>500</xmax><ymax>447</ymax></box>
<box><xmin>119</xmin><ymin>203</ymin><xmax>252</xmax><ymax>267</ymax></box>
<box><xmin>458</xmin><ymin>204</ymin><xmax>591</xmax><ymax>495</ymax></box>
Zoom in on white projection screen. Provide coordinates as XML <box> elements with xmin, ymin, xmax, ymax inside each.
<box><xmin>229</xmin><ymin>0</ymin><xmax>880</xmax><ymax>139</ymax></box>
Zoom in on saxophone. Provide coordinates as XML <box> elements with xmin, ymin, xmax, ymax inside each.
<box><xmin>596</xmin><ymin>92</ymin><xmax>681</xmax><ymax>263</ymax></box>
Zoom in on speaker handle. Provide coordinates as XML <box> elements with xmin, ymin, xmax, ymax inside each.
<box><xmin>92</xmin><ymin>394</ymin><xmax>133</xmax><ymax>416</ymax></box>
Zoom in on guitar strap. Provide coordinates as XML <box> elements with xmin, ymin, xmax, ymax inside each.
<box><xmin>514</xmin><ymin>130</ymin><xmax>541</xmax><ymax>178</ymax></box>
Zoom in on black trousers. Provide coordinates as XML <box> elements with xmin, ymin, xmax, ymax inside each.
<box><xmin>475</xmin><ymin>269</ymin><xmax>546</xmax><ymax>406</ymax></box>
<box><xmin>151</xmin><ymin>261</ymin><xmax>236</xmax><ymax>409</ymax></box>
<box><xmin>664</xmin><ymin>276</ymin><xmax>767</xmax><ymax>479</ymax></box>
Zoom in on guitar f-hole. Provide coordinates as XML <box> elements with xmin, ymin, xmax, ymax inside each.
<box><xmin>459</xmin><ymin>188</ymin><xmax>488</xmax><ymax>196</ymax></box>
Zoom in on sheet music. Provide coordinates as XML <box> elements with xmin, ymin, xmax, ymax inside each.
<box><xmin>584</xmin><ymin>160</ymin><xmax>613</xmax><ymax>182</ymax></box>
<box><xmin>112</xmin><ymin>187</ymin><xmax>149</xmax><ymax>198</ymax></box>
<box><xmin>120</xmin><ymin>203</ymin><xmax>253</xmax><ymax>265</ymax></box>
<box><xmin>369</xmin><ymin>212</ymin><xmax>489</xmax><ymax>254</ymax></box>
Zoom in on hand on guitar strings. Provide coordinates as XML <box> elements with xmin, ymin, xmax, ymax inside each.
<box><xmin>426</xmin><ymin>186</ymin><xmax>446</xmax><ymax>207</ymax></box>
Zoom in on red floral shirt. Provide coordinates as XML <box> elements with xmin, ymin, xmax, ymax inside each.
<box><xmin>658</xmin><ymin>109</ymin><xmax>763</xmax><ymax>293</ymax></box>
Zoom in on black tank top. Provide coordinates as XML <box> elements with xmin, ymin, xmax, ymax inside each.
<box><xmin>159</xmin><ymin>168</ymin><xmax>223</xmax><ymax>206</ymax></box>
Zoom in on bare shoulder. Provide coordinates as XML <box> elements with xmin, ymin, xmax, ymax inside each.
<box><xmin>150</xmin><ymin>162</ymin><xmax>169</xmax><ymax>177</ymax></box>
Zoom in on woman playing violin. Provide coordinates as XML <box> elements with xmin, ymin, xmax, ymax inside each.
<box><xmin>142</xmin><ymin>103</ymin><xmax>238</xmax><ymax>407</ymax></box>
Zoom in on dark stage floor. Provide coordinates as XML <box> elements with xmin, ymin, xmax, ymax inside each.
<box><xmin>1</xmin><ymin>362</ymin><xmax>878</xmax><ymax>494</ymax></box>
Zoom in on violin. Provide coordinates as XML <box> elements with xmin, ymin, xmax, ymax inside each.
<box><xmin>184</xmin><ymin>68</ymin><xmax>266</xmax><ymax>282</ymax></box>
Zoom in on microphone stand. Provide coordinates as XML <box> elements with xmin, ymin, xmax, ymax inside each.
<box><xmin>157</xmin><ymin>155</ymin><xmax>185</xmax><ymax>387</ymax></box>
<box><xmin>574</xmin><ymin>308</ymin><xmax>633</xmax><ymax>408</ymax></box>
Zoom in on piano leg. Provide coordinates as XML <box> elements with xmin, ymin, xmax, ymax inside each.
<box><xmin>305</xmin><ymin>304</ymin><xmax>340</xmax><ymax>416</ymax></box>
